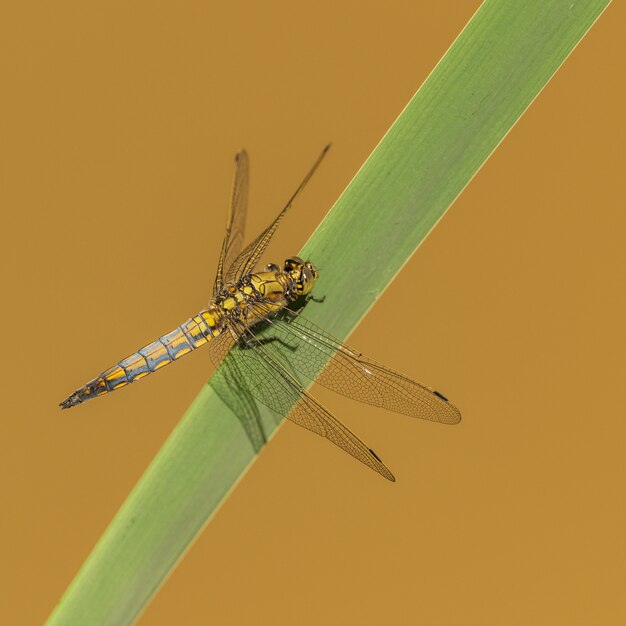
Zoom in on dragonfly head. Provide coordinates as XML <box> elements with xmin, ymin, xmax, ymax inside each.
<box><xmin>284</xmin><ymin>256</ymin><xmax>319</xmax><ymax>297</ymax></box>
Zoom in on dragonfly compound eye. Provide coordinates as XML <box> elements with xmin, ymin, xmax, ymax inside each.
<box><xmin>305</xmin><ymin>260</ymin><xmax>319</xmax><ymax>279</ymax></box>
<box><xmin>284</xmin><ymin>256</ymin><xmax>304</xmax><ymax>272</ymax></box>
<box><xmin>295</xmin><ymin>265</ymin><xmax>316</xmax><ymax>295</ymax></box>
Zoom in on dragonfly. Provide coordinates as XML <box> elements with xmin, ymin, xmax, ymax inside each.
<box><xmin>60</xmin><ymin>146</ymin><xmax>461</xmax><ymax>481</ymax></box>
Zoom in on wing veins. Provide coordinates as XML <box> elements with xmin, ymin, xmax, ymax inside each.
<box><xmin>256</xmin><ymin>308</ymin><xmax>461</xmax><ymax>425</ymax></box>
<box><xmin>213</xmin><ymin>150</ymin><xmax>249</xmax><ymax>296</ymax></box>
<box><xmin>221</xmin><ymin>318</ymin><xmax>395</xmax><ymax>481</ymax></box>
<box><xmin>223</xmin><ymin>144</ymin><xmax>330</xmax><ymax>286</ymax></box>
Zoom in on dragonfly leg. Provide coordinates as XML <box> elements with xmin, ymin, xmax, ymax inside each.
<box><xmin>290</xmin><ymin>293</ymin><xmax>326</xmax><ymax>315</ymax></box>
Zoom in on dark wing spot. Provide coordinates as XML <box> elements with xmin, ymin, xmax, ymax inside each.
<box><xmin>434</xmin><ymin>390</ymin><xmax>448</xmax><ymax>402</ymax></box>
<box><xmin>369</xmin><ymin>448</ymin><xmax>382</xmax><ymax>462</ymax></box>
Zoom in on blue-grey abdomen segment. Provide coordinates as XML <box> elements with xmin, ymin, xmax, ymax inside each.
<box><xmin>60</xmin><ymin>310</ymin><xmax>220</xmax><ymax>409</ymax></box>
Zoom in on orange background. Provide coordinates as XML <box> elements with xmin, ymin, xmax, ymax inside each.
<box><xmin>1</xmin><ymin>2</ymin><xmax>624</xmax><ymax>625</ymax></box>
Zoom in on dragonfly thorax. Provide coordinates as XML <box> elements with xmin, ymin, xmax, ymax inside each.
<box><xmin>213</xmin><ymin>257</ymin><xmax>318</xmax><ymax>326</ymax></box>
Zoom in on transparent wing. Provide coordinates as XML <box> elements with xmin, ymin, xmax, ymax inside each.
<box><xmin>208</xmin><ymin>323</ymin><xmax>395</xmax><ymax>481</ymax></box>
<box><xmin>223</xmin><ymin>144</ymin><xmax>330</xmax><ymax>286</ymax></box>
<box><xmin>250</xmin><ymin>305</ymin><xmax>461</xmax><ymax>425</ymax></box>
<box><xmin>213</xmin><ymin>150</ymin><xmax>249</xmax><ymax>296</ymax></box>
<box><xmin>209</xmin><ymin>339</ymin><xmax>268</xmax><ymax>452</ymax></box>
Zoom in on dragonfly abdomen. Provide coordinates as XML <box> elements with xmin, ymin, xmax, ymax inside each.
<box><xmin>60</xmin><ymin>308</ymin><xmax>223</xmax><ymax>409</ymax></box>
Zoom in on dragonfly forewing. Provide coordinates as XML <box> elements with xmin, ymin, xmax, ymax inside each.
<box><xmin>245</xmin><ymin>305</ymin><xmax>461</xmax><ymax>425</ymax></box>
<box><xmin>213</xmin><ymin>150</ymin><xmax>249</xmax><ymax>297</ymax></box>
<box><xmin>223</xmin><ymin>144</ymin><xmax>330</xmax><ymax>286</ymax></box>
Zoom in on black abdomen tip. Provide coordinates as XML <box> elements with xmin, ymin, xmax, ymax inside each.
<box><xmin>59</xmin><ymin>393</ymin><xmax>80</xmax><ymax>409</ymax></box>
